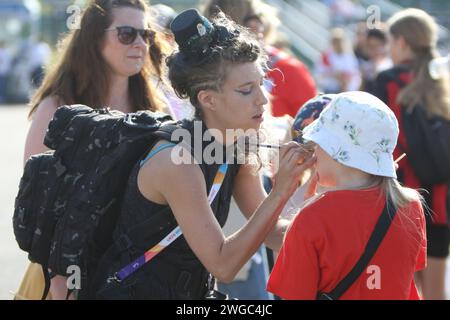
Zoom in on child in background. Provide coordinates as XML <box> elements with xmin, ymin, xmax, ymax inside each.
<box><xmin>268</xmin><ymin>91</ymin><xmax>427</xmax><ymax>300</ymax></box>
<box><xmin>316</xmin><ymin>28</ymin><xmax>361</xmax><ymax>93</ymax></box>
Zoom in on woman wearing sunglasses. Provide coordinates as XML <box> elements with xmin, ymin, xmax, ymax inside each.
<box><xmin>16</xmin><ymin>0</ymin><xmax>169</xmax><ymax>300</ymax></box>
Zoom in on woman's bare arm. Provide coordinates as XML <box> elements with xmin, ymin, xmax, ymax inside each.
<box><xmin>232</xmin><ymin>156</ymin><xmax>315</xmax><ymax>252</ymax></box>
<box><xmin>138</xmin><ymin>142</ymin><xmax>315</xmax><ymax>283</ymax></box>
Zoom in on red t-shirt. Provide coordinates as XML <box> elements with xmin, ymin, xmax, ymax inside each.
<box><xmin>267</xmin><ymin>187</ymin><xmax>427</xmax><ymax>300</ymax></box>
<box><xmin>266</xmin><ymin>47</ymin><xmax>317</xmax><ymax>118</ymax></box>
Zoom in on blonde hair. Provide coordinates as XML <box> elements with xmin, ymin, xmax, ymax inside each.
<box><xmin>292</xmin><ymin>175</ymin><xmax>424</xmax><ymax>247</ymax></box>
<box><xmin>377</xmin><ymin>177</ymin><xmax>426</xmax><ymax>247</ymax></box>
<box><xmin>376</xmin><ymin>176</ymin><xmax>422</xmax><ymax>210</ymax></box>
<box><xmin>388</xmin><ymin>8</ymin><xmax>450</xmax><ymax>120</ymax></box>
<box><xmin>301</xmin><ymin>175</ymin><xmax>422</xmax><ymax>213</ymax></box>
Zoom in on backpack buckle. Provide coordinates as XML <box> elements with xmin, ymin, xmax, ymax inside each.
<box><xmin>107</xmin><ymin>273</ymin><xmax>122</xmax><ymax>284</ymax></box>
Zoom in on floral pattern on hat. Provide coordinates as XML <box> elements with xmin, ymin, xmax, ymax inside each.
<box><xmin>370</xmin><ymin>138</ymin><xmax>394</xmax><ymax>168</ymax></box>
<box><xmin>343</xmin><ymin>121</ymin><xmax>362</xmax><ymax>146</ymax></box>
<box><xmin>331</xmin><ymin>147</ymin><xmax>350</xmax><ymax>162</ymax></box>
<box><xmin>330</xmin><ymin>105</ymin><xmax>340</xmax><ymax>123</ymax></box>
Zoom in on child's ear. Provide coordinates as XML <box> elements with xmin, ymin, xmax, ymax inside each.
<box><xmin>197</xmin><ymin>90</ymin><xmax>216</xmax><ymax>112</ymax></box>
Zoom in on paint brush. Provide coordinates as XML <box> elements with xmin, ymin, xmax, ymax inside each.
<box><xmin>394</xmin><ymin>153</ymin><xmax>407</xmax><ymax>164</ymax></box>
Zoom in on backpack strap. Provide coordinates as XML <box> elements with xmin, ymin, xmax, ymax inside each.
<box><xmin>317</xmin><ymin>198</ymin><xmax>397</xmax><ymax>300</ymax></box>
<box><xmin>106</xmin><ymin>143</ymin><xmax>178</xmax><ymax>258</ymax></box>
<box><xmin>154</xmin><ymin>122</ymin><xmax>182</xmax><ymax>143</ymax></box>
<box><xmin>41</xmin><ymin>265</ymin><xmax>51</xmax><ymax>300</ymax></box>
<box><xmin>108</xmin><ymin>159</ymin><xmax>229</xmax><ymax>283</ymax></box>
<box><xmin>140</xmin><ymin>143</ymin><xmax>177</xmax><ymax>167</ymax></box>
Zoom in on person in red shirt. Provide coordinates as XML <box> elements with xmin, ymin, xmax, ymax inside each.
<box><xmin>373</xmin><ymin>9</ymin><xmax>450</xmax><ymax>300</ymax></box>
<box><xmin>265</xmin><ymin>45</ymin><xmax>317</xmax><ymax>118</ymax></box>
<box><xmin>267</xmin><ymin>91</ymin><xmax>427</xmax><ymax>300</ymax></box>
<box><xmin>243</xmin><ymin>15</ymin><xmax>317</xmax><ymax>118</ymax></box>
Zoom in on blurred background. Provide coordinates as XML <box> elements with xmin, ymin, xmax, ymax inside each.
<box><xmin>0</xmin><ymin>0</ymin><xmax>449</xmax><ymax>104</ymax></box>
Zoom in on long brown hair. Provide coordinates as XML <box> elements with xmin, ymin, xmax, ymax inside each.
<box><xmin>388</xmin><ymin>8</ymin><xmax>450</xmax><ymax>120</ymax></box>
<box><xmin>29</xmin><ymin>0</ymin><xmax>168</xmax><ymax>118</ymax></box>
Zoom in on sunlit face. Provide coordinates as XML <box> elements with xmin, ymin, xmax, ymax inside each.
<box><xmin>314</xmin><ymin>145</ymin><xmax>341</xmax><ymax>187</ymax></box>
<box><xmin>102</xmin><ymin>7</ymin><xmax>150</xmax><ymax>78</ymax></box>
<box><xmin>210</xmin><ymin>62</ymin><xmax>269</xmax><ymax>132</ymax></box>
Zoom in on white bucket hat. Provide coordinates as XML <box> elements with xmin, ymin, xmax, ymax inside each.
<box><xmin>302</xmin><ymin>91</ymin><xmax>399</xmax><ymax>178</ymax></box>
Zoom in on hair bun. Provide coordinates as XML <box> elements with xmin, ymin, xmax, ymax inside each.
<box><xmin>170</xmin><ymin>9</ymin><xmax>239</xmax><ymax>60</ymax></box>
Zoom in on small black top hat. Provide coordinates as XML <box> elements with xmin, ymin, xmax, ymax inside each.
<box><xmin>170</xmin><ymin>9</ymin><xmax>240</xmax><ymax>61</ymax></box>
<box><xmin>170</xmin><ymin>9</ymin><xmax>215</xmax><ymax>54</ymax></box>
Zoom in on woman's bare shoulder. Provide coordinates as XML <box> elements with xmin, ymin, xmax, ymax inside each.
<box><xmin>31</xmin><ymin>96</ymin><xmax>62</xmax><ymax>120</ymax></box>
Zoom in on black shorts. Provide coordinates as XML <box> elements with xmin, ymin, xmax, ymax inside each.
<box><xmin>425</xmin><ymin>215</ymin><xmax>450</xmax><ymax>258</ymax></box>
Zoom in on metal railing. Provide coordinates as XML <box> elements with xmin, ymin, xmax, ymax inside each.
<box><xmin>267</xmin><ymin>0</ymin><xmax>329</xmax><ymax>66</ymax></box>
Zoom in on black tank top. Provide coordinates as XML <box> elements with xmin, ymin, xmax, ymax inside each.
<box><xmin>108</xmin><ymin>120</ymin><xmax>241</xmax><ymax>299</ymax></box>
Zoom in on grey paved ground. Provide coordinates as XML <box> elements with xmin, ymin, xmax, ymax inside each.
<box><xmin>0</xmin><ymin>104</ymin><xmax>449</xmax><ymax>300</ymax></box>
<box><xmin>0</xmin><ymin>104</ymin><xmax>30</xmax><ymax>299</ymax></box>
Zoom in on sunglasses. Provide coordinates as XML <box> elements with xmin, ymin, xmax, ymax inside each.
<box><xmin>105</xmin><ymin>26</ymin><xmax>155</xmax><ymax>45</ymax></box>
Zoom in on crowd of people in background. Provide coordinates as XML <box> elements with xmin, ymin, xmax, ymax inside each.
<box><xmin>0</xmin><ymin>37</ymin><xmax>51</xmax><ymax>104</ymax></box>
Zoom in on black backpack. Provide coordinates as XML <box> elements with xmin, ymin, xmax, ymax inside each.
<box><xmin>13</xmin><ymin>105</ymin><xmax>178</xmax><ymax>299</ymax></box>
<box><xmin>376</xmin><ymin>67</ymin><xmax>450</xmax><ymax>186</ymax></box>
<box><xmin>393</xmin><ymin>80</ymin><xmax>450</xmax><ymax>186</ymax></box>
